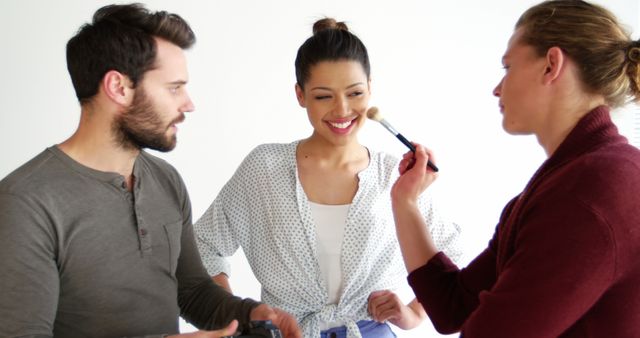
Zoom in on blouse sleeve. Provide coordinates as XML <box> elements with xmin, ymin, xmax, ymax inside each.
<box><xmin>193</xmin><ymin>194</ymin><xmax>236</xmax><ymax>277</ymax></box>
<box><xmin>193</xmin><ymin>148</ymin><xmax>262</xmax><ymax>277</ymax></box>
<box><xmin>418</xmin><ymin>192</ymin><xmax>464</xmax><ymax>264</ymax></box>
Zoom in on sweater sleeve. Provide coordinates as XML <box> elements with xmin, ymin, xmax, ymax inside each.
<box><xmin>408</xmin><ymin>235</ymin><xmax>499</xmax><ymax>334</ymax></box>
<box><xmin>407</xmin><ymin>197</ymin><xmax>517</xmax><ymax>334</ymax></box>
<box><xmin>459</xmin><ymin>198</ymin><xmax>615</xmax><ymax>338</ymax></box>
<box><xmin>409</xmin><ymin>193</ymin><xmax>616</xmax><ymax>337</ymax></box>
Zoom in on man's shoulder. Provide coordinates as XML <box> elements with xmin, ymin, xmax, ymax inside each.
<box><xmin>138</xmin><ymin>150</ymin><xmax>186</xmax><ymax>179</ymax></box>
<box><xmin>139</xmin><ymin>150</ymin><xmax>177</xmax><ymax>172</ymax></box>
<box><xmin>0</xmin><ymin>148</ymin><xmax>59</xmax><ymax>196</ymax></box>
<box><xmin>138</xmin><ymin>150</ymin><xmax>186</xmax><ymax>191</ymax></box>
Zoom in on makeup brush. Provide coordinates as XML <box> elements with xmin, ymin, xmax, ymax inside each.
<box><xmin>366</xmin><ymin>106</ymin><xmax>439</xmax><ymax>172</ymax></box>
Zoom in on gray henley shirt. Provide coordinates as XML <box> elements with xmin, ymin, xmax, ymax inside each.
<box><xmin>0</xmin><ymin>146</ymin><xmax>259</xmax><ymax>338</ymax></box>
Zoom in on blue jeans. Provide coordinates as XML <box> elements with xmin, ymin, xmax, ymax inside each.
<box><xmin>320</xmin><ymin>320</ymin><xmax>397</xmax><ymax>338</ymax></box>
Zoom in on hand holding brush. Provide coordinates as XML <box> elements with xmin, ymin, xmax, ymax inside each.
<box><xmin>366</xmin><ymin>106</ymin><xmax>439</xmax><ymax>172</ymax></box>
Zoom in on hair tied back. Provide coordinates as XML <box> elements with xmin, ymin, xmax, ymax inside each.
<box><xmin>312</xmin><ymin>17</ymin><xmax>349</xmax><ymax>35</ymax></box>
<box><xmin>627</xmin><ymin>41</ymin><xmax>640</xmax><ymax>63</ymax></box>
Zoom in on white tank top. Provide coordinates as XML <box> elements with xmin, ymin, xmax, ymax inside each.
<box><xmin>309</xmin><ymin>201</ymin><xmax>350</xmax><ymax>330</ymax></box>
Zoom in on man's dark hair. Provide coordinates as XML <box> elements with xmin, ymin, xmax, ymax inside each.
<box><xmin>66</xmin><ymin>3</ymin><xmax>196</xmax><ymax>104</ymax></box>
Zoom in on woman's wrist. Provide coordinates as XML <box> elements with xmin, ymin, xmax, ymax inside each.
<box><xmin>393</xmin><ymin>302</ymin><xmax>424</xmax><ymax>330</ymax></box>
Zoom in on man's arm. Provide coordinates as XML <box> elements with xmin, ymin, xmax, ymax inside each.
<box><xmin>394</xmin><ymin>145</ymin><xmax>616</xmax><ymax>337</ymax></box>
<box><xmin>212</xmin><ymin>273</ymin><xmax>232</xmax><ymax>293</ymax></box>
<box><xmin>175</xmin><ymin>196</ymin><xmax>260</xmax><ymax>330</ymax></box>
<box><xmin>0</xmin><ymin>193</ymin><xmax>58</xmax><ymax>337</ymax></box>
<box><xmin>459</xmin><ymin>199</ymin><xmax>614</xmax><ymax>337</ymax></box>
<box><xmin>391</xmin><ymin>145</ymin><xmax>497</xmax><ymax>333</ymax></box>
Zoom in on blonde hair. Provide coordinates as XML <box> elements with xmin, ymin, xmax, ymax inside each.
<box><xmin>516</xmin><ymin>0</ymin><xmax>640</xmax><ymax>108</ymax></box>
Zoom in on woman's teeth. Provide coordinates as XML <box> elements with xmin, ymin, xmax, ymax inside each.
<box><xmin>330</xmin><ymin>120</ymin><xmax>352</xmax><ymax>129</ymax></box>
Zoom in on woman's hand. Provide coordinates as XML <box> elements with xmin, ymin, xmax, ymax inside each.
<box><xmin>368</xmin><ymin>290</ymin><xmax>426</xmax><ymax>330</ymax></box>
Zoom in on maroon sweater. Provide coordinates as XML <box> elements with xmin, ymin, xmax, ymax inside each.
<box><xmin>408</xmin><ymin>106</ymin><xmax>640</xmax><ymax>337</ymax></box>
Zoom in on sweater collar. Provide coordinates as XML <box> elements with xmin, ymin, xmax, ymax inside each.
<box><xmin>543</xmin><ymin>105</ymin><xmax>622</xmax><ymax>171</ymax></box>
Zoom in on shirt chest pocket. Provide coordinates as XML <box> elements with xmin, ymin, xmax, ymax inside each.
<box><xmin>163</xmin><ymin>221</ymin><xmax>182</xmax><ymax>276</ymax></box>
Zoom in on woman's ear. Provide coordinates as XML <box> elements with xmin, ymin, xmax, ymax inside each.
<box><xmin>101</xmin><ymin>70</ymin><xmax>134</xmax><ymax>106</ymax></box>
<box><xmin>543</xmin><ymin>46</ymin><xmax>565</xmax><ymax>85</ymax></box>
<box><xmin>295</xmin><ymin>83</ymin><xmax>306</xmax><ymax>108</ymax></box>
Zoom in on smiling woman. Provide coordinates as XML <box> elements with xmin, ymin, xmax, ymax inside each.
<box><xmin>192</xmin><ymin>17</ymin><xmax>463</xmax><ymax>338</ymax></box>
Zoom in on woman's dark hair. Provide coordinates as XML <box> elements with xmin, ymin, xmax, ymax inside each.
<box><xmin>294</xmin><ymin>18</ymin><xmax>370</xmax><ymax>90</ymax></box>
<box><xmin>66</xmin><ymin>3</ymin><xmax>196</xmax><ymax>104</ymax></box>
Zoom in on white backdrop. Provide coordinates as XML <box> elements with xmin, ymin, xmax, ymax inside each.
<box><xmin>1</xmin><ymin>1</ymin><xmax>639</xmax><ymax>337</ymax></box>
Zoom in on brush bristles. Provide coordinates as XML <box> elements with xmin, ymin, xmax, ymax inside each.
<box><xmin>366</xmin><ymin>106</ymin><xmax>382</xmax><ymax>122</ymax></box>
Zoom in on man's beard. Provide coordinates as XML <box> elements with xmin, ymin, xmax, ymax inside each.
<box><xmin>112</xmin><ymin>89</ymin><xmax>181</xmax><ymax>152</ymax></box>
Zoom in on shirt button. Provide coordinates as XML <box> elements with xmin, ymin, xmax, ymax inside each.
<box><xmin>139</xmin><ymin>228</ymin><xmax>147</xmax><ymax>236</ymax></box>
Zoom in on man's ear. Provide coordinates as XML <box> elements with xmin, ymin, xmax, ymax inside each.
<box><xmin>101</xmin><ymin>70</ymin><xmax>134</xmax><ymax>106</ymax></box>
<box><xmin>295</xmin><ymin>83</ymin><xmax>306</xmax><ymax>108</ymax></box>
<box><xmin>543</xmin><ymin>46</ymin><xmax>564</xmax><ymax>85</ymax></box>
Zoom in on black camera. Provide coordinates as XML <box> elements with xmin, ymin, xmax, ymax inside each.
<box><xmin>222</xmin><ymin>320</ymin><xmax>283</xmax><ymax>338</ymax></box>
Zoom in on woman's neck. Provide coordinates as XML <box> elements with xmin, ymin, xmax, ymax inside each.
<box><xmin>297</xmin><ymin>136</ymin><xmax>367</xmax><ymax>168</ymax></box>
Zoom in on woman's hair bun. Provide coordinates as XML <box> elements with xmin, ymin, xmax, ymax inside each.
<box><xmin>312</xmin><ymin>17</ymin><xmax>349</xmax><ymax>35</ymax></box>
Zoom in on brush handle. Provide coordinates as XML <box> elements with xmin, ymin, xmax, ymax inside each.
<box><xmin>396</xmin><ymin>133</ymin><xmax>439</xmax><ymax>172</ymax></box>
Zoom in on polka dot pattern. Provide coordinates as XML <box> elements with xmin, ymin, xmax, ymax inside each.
<box><xmin>193</xmin><ymin>141</ymin><xmax>462</xmax><ymax>337</ymax></box>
